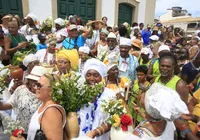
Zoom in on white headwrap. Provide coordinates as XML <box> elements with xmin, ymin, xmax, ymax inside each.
<box><xmin>119</xmin><ymin>37</ymin><xmax>132</xmax><ymax>46</ymax></box>
<box><xmin>23</xmin><ymin>54</ymin><xmax>38</xmax><ymax>67</ymax></box>
<box><xmin>79</xmin><ymin>45</ymin><xmax>90</xmax><ymax>54</ymax></box>
<box><xmin>145</xmin><ymin>83</ymin><xmax>189</xmax><ymax>121</ymax></box>
<box><xmin>105</xmin><ymin>52</ymin><xmax>119</xmax><ymax>72</ymax></box>
<box><xmin>54</xmin><ymin>18</ymin><xmax>65</xmax><ymax>26</ymax></box>
<box><xmin>83</xmin><ymin>58</ymin><xmax>107</xmax><ymax>78</ymax></box>
<box><xmin>27</xmin><ymin>13</ymin><xmax>39</xmax><ymax>24</ymax></box>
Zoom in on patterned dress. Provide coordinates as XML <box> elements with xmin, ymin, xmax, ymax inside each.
<box><xmin>7</xmin><ymin>85</ymin><xmax>41</xmax><ymax>132</ymax></box>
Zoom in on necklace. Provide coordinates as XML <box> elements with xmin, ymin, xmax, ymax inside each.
<box><xmin>159</xmin><ymin>75</ymin><xmax>174</xmax><ymax>85</ymax></box>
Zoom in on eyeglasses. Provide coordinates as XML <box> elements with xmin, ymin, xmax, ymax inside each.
<box><xmin>35</xmin><ymin>82</ymin><xmax>51</xmax><ymax>90</ymax></box>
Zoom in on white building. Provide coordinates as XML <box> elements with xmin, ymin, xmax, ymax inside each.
<box><xmin>1</xmin><ymin>0</ymin><xmax>156</xmax><ymax>26</ymax></box>
<box><xmin>159</xmin><ymin>7</ymin><xmax>192</xmax><ymax>22</ymax></box>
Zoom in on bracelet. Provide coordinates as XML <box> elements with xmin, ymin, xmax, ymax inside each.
<box><xmin>99</xmin><ymin>126</ymin><xmax>105</xmax><ymax>134</ymax></box>
<box><xmin>95</xmin><ymin>128</ymin><xmax>101</xmax><ymax>136</ymax></box>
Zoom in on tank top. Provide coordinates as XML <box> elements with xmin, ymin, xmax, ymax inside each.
<box><xmin>27</xmin><ymin>104</ymin><xmax>66</xmax><ymax>140</ymax></box>
<box><xmin>8</xmin><ymin>33</ymin><xmax>26</xmax><ymax>49</ymax></box>
<box><xmin>152</xmin><ymin>58</ymin><xmax>160</xmax><ymax>77</ymax></box>
<box><xmin>154</xmin><ymin>75</ymin><xmax>181</xmax><ymax>91</ymax></box>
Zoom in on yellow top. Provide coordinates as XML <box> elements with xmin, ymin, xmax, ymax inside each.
<box><xmin>105</xmin><ymin>77</ymin><xmax>129</xmax><ymax>92</ymax></box>
<box><xmin>152</xmin><ymin>58</ymin><xmax>160</xmax><ymax>77</ymax></box>
<box><xmin>155</xmin><ymin>75</ymin><xmax>181</xmax><ymax>91</ymax></box>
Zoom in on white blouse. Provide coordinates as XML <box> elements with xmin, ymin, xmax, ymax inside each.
<box><xmin>6</xmin><ymin>85</ymin><xmax>41</xmax><ymax>132</ymax></box>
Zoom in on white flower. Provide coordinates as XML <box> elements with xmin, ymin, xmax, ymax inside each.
<box><xmin>55</xmin><ymin>82</ymin><xmax>60</xmax><ymax>86</ymax></box>
<box><xmin>57</xmin><ymin>89</ymin><xmax>63</xmax><ymax>95</ymax></box>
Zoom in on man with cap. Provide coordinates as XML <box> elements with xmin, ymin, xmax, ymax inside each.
<box><xmin>62</xmin><ymin>24</ymin><xmax>90</xmax><ymax>49</ymax></box>
<box><xmin>103</xmin><ymin>32</ymin><xmax>120</xmax><ymax>64</ymax></box>
<box><xmin>140</xmin><ymin>48</ymin><xmax>150</xmax><ymax>67</ymax></box>
<box><xmin>78</xmin><ymin>45</ymin><xmax>90</xmax><ymax>73</ymax></box>
<box><xmin>147</xmin><ymin>45</ymin><xmax>170</xmax><ymax>81</ymax></box>
<box><xmin>54</xmin><ymin>18</ymin><xmax>68</xmax><ymax>48</ymax></box>
<box><xmin>118</xmin><ymin>37</ymin><xmax>139</xmax><ymax>83</ymax></box>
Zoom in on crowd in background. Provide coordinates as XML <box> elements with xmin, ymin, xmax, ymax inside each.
<box><xmin>0</xmin><ymin>13</ymin><xmax>200</xmax><ymax>140</ymax></box>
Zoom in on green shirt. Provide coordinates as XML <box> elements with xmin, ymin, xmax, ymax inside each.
<box><xmin>155</xmin><ymin>75</ymin><xmax>181</xmax><ymax>90</ymax></box>
<box><xmin>8</xmin><ymin>33</ymin><xmax>26</xmax><ymax>49</ymax></box>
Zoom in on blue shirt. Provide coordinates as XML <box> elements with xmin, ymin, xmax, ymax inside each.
<box><xmin>142</xmin><ymin>29</ymin><xmax>151</xmax><ymax>46</ymax></box>
<box><xmin>62</xmin><ymin>35</ymin><xmax>85</xmax><ymax>49</ymax></box>
<box><xmin>118</xmin><ymin>54</ymin><xmax>139</xmax><ymax>84</ymax></box>
<box><xmin>36</xmin><ymin>43</ymin><xmax>48</xmax><ymax>51</ymax></box>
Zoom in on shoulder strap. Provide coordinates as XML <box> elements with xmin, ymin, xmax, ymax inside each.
<box><xmin>39</xmin><ymin>105</ymin><xmax>64</xmax><ymax>130</ymax></box>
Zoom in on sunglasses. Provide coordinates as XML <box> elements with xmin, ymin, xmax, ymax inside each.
<box><xmin>35</xmin><ymin>82</ymin><xmax>51</xmax><ymax>90</ymax></box>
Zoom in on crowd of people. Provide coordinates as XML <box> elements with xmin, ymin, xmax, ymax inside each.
<box><xmin>0</xmin><ymin>13</ymin><xmax>200</xmax><ymax>140</ymax></box>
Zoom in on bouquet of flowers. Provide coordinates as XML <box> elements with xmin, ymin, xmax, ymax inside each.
<box><xmin>12</xmin><ymin>42</ymin><xmax>36</xmax><ymax>66</ymax></box>
<box><xmin>0</xmin><ymin>66</ymin><xmax>10</xmax><ymax>94</ymax></box>
<box><xmin>4</xmin><ymin>117</ymin><xmax>25</xmax><ymax>138</ymax></box>
<box><xmin>101</xmin><ymin>99</ymin><xmax>132</xmax><ymax>131</ymax></box>
<box><xmin>51</xmin><ymin>72</ymin><xmax>104</xmax><ymax>113</ymax></box>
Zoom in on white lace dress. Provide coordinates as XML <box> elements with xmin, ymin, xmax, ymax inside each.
<box><xmin>6</xmin><ymin>85</ymin><xmax>41</xmax><ymax>132</ymax></box>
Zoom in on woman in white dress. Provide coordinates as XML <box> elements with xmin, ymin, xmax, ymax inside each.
<box><xmin>78</xmin><ymin>58</ymin><xmax>116</xmax><ymax>140</ymax></box>
<box><xmin>90</xmin><ymin>29</ymin><xmax>109</xmax><ymax>60</ymax></box>
<box><xmin>126</xmin><ymin>83</ymin><xmax>189</xmax><ymax>140</ymax></box>
<box><xmin>35</xmin><ymin>40</ymin><xmax>57</xmax><ymax>66</ymax></box>
<box><xmin>54</xmin><ymin>18</ymin><xmax>68</xmax><ymax>48</ymax></box>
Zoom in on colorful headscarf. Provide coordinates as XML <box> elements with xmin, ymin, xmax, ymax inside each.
<box><xmin>57</xmin><ymin>49</ymin><xmax>79</xmax><ymax>70</ymax></box>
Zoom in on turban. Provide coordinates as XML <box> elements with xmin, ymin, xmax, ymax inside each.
<box><xmin>57</xmin><ymin>49</ymin><xmax>79</xmax><ymax>70</ymax></box>
<box><xmin>104</xmin><ymin>52</ymin><xmax>119</xmax><ymax>72</ymax></box>
<box><xmin>54</xmin><ymin>18</ymin><xmax>65</xmax><ymax>26</ymax></box>
<box><xmin>27</xmin><ymin>13</ymin><xmax>39</xmax><ymax>25</ymax></box>
<box><xmin>83</xmin><ymin>58</ymin><xmax>107</xmax><ymax>78</ymax></box>
<box><xmin>23</xmin><ymin>54</ymin><xmax>38</xmax><ymax>67</ymax></box>
<box><xmin>120</xmin><ymin>37</ymin><xmax>132</xmax><ymax>46</ymax></box>
<box><xmin>145</xmin><ymin>83</ymin><xmax>189</xmax><ymax>121</ymax></box>
<box><xmin>79</xmin><ymin>45</ymin><xmax>90</xmax><ymax>54</ymax></box>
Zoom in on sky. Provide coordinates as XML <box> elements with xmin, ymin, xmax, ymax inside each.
<box><xmin>155</xmin><ymin>0</ymin><xmax>200</xmax><ymax>18</ymax></box>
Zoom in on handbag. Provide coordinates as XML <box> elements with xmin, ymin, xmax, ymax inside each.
<box><xmin>34</xmin><ymin>106</ymin><xmax>63</xmax><ymax>140</ymax></box>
